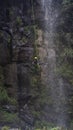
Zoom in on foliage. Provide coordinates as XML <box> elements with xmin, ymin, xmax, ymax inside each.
<box><xmin>16</xmin><ymin>16</ymin><xmax>22</xmax><ymax>26</ymax></box>
<box><xmin>0</xmin><ymin>67</ymin><xmax>17</xmax><ymax>122</ymax></box>
<box><xmin>61</xmin><ymin>48</ymin><xmax>73</xmax><ymax>58</ymax></box>
<box><xmin>0</xmin><ymin>87</ymin><xmax>9</xmax><ymax>103</ymax></box>
<box><xmin>50</xmin><ymin>127</ymin><xmax>60</xmax><ymax>130</ymax></box>
<box><xmin>35</xmin><ymin>121</ymin><xmax>55</xmax><ymax>129</ymax></box>
<box><xmin>70</xmin><ymin>120</ymin><xmax>73</xmax><ymax>130</ymax></box>
<box><xmin>57</xmin><ymin>63</ymin><xmax>73</xmax><ymax>84</ymax></box>
<box><xmin>0</xmin><ymin>66</ymin><xmax>10</xmax><ymax>104</ymax></box>
<box><xmin>62</xmin><ymin>0</ymin><xmax>72</xmax><ymax>5</ymax></box>
<box><xmin>34</xmin><ymin>126</ymin><xmax>67</xmax><ymax>130</ymax></box>
<box><xmin>1</xmin><ymin>126</ymin><xmax>10</xmax><ymax>130</ymax></box>
<box><xmin>0</xmin><ymin>110</ymin><xmax>18</xmax><ymax>123</ymax></box>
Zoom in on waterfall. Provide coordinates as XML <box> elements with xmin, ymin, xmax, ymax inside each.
<box><xmin>41</xmin><ymin>0</ymin><xmax>67</xmax><ymax>128</ymax></box>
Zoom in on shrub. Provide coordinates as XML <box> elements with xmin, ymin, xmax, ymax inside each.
<box><xmin>1</xmin><ymin>126</ymin><xmax>10</xmax><ymax>130</ymax></box>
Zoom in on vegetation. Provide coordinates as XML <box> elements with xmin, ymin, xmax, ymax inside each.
<box><xmin>1</xmin><ymin>126</ymin><xmax>10</xmax><ymax>130</ymax></box>
<box><xmin>0</xmin><ymin>109</ymin><xmax>18</xmax><ymax>123</ymax></box>
<box><xmin>0</xmin><ymin>0</ymin><xmax>73</xmax><ymax>129</ymax></box>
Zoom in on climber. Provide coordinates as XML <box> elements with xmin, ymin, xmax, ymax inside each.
<box><xmin>34</xmin><ymin>56</ymin><xmax>38</xmax><ymax>64</ymax></box>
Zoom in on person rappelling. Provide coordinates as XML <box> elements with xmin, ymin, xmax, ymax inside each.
<box><xmin>32</xmin><ymin>56</ymin><xmax>41</xmax><ymax>74</ymax></box>
<box><xmin>34</xmin><ymin>56</ymin><xmax>38</xmax><ymax>65</ymax></box>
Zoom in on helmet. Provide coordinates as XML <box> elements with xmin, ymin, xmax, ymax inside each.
<box><xmin>34</xmin><ymin>56</ymin><xmax>37</xmax><ymax>59</ymax></box>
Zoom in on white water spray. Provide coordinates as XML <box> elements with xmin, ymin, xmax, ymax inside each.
<box><xmin>41</xmin><ymin>0</ymin><xmax>67</xmax><ymax>127</ymax></box>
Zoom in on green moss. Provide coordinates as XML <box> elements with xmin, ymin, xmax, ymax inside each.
<box><xmin>62</xmin><ymin>0</ymin><xmax>71</xmax><ymax>5</ymax></box>
<box><xmin>35</xmin><ymin>121</ymin><xmax>55</xmax><ymax>129</ymax></box>
<box><xmin>61</xmin><ymin>48</ymin><xmax>73</xmax><ymax>58</ymax></box>
<box><xmin>0</xmin><ymin>110</ymin><xmax>18</xmax><ymax>123</ymax></box>
<box><xmin>0</xmin><ymin>87</ymin><xmax>9</xmax><ymax>103</ymax></box>
<box><xmin>50</xmin><ymin>127</ymin><xmax>61</xmax><ymax>130</ymax></box>
<box><xmin>8</xmin><ymin>97</ymin><xmax>17</xmax><ymax>105</ymax></box>
<box><xmin>21</xmin><ymin>37</ymin><xmax>27</xmax><ymax>43</ymax></box>
<box><xmin>31</xmin><ymin>77</ymin><xmax>38</xmax><ymax>86</ymax></box>
<box><xmin>32</xmin><ymin>110</ymin><xmax>40</xmax><ymax>117</ymax></box>
<box><xmin>7</xmin><ymin>36</ymin><xmax>11</xmax><ymax>43</ymax></box>
<box><xmin>57</xmin><ymin>63</ymin><xmax>73</xmax><ymax>84</ymax></box>
<box><xmin>16</xmin><ymin>16</ymin><xmax>22</xmax><ymax>26</ymax></box>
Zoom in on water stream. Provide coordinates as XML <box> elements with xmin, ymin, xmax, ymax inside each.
<box><xmin>41</xmin><ymin>0</ymin><xmax>67</xmax><ymax>127</ymax></box>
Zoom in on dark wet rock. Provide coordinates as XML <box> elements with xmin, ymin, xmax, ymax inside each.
<box><xmin>0</xmin><ymin>42</ymin><xmax>10</xmax><ymax>65</ymax></box>
<box><xmin>2</xmin><ymin>105</ymin><xmax>17</xmax><ymax>113</ymax></box>
<box><xmin>13</xmin><ymin>47</ymin><xmax>33</xmax><ymax>63</ymax></box>
<box><xmin>0</xmin><ymin>0</ymin><xmax>41</xmax><ymax>127</ymax></box>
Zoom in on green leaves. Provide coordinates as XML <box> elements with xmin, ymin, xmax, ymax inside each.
<box><xmin>1</xmin><ymin>126</ymin><xmax>10</xmax><ymax>130</ymax></box>
<box><xmin>0</xmin><ymin>87</ymin><xmax>9</xmax><ymax>103</ymax></box>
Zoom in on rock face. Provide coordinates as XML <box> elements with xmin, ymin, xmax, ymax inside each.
<box><xmin>0</xmin><ymin>0</ymin><xmax>73</xmax><ymax>129</ymax></box>
<box><xmin>0</xmin><ymin>1</ymin><xmax>44</xmax><ymax>129</ymax></box>
<box><xmin>0</xmin><ymin>0</ymin><xmax>36</xmax><ymax>128</ymax></box>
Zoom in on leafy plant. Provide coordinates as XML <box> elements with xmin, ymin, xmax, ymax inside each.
<box><xmin>0</xmin><ymin>109</ymin><xmax>19</xmax><ymax>123</ymax></box>
<box><xmin>1</xmin><ymin>126</ymin><xmax>10</xmax><ymax>130</ymax></box>
<box><xmin>0</xmin><ymin>87</ymin><xmax>9</xmax><ymax>103</ymax></box>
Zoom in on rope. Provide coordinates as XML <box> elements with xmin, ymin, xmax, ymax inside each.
<box><xmin>31</xmin><ymin>0</ymin><xmax>38</xmax><ymax>56</ymax></box>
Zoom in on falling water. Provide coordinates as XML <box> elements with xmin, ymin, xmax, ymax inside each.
<box><xmin>41</xmin><ymin>0</ymin><xmax>67</xmax><ymax>128</ymax></box>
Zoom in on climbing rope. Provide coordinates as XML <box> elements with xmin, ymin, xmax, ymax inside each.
<box><xmin>31</xmin><ymin>0</ymin><xmax>38</xmax><ymax>57</ymax></box>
